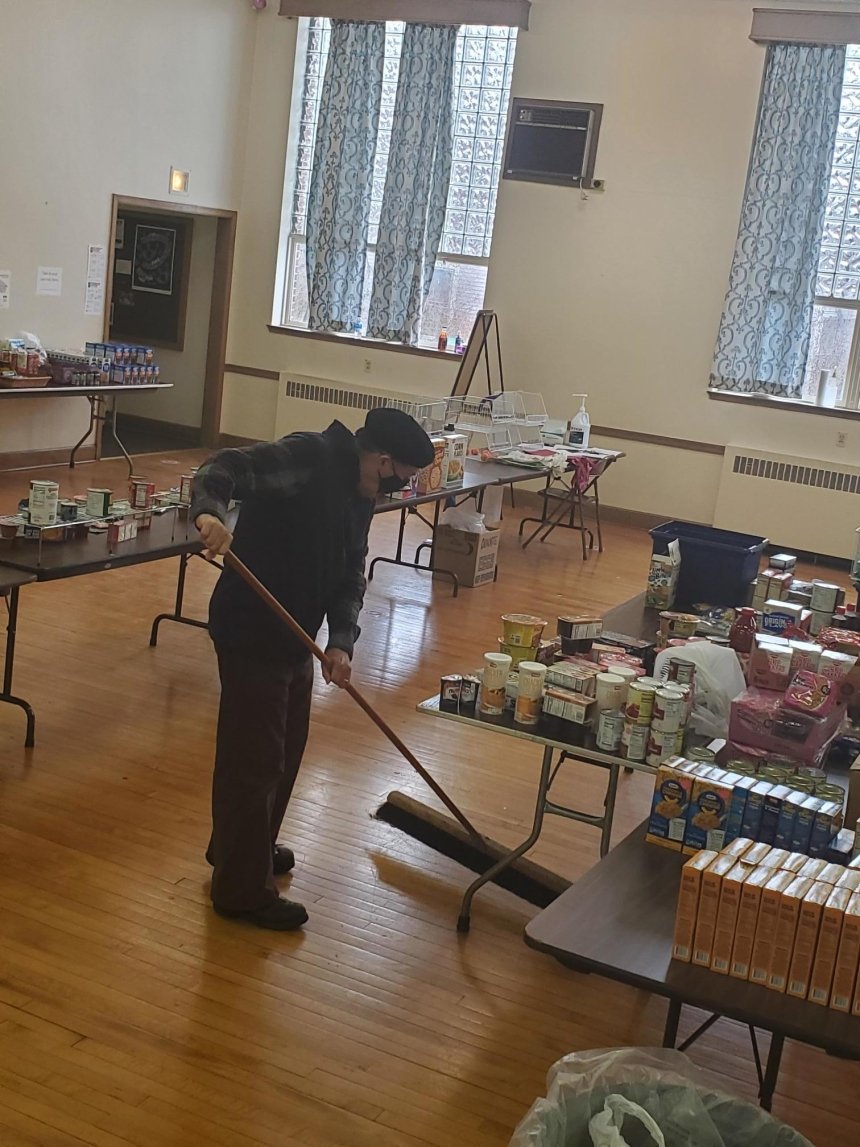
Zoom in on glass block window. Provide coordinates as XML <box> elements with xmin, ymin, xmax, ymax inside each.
<box><xmin>280</xmin><ymin>18</ymin><xmax>517</xmax><ymax>347</ymax></box>
<box><xmin>818</xmin><ymin>46</ymin><xmax>860</xmax><ymax>300</ymax></box>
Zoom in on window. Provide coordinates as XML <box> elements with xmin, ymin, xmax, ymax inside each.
<box><xmin>808</xmin><ymin>44</ymin><xmax>860</xmax><ymax>409</ymax></box>
<box><xmin>276</xmin><ymin>18</ymin><xmax>517</xmax><ymax>350</ymax></box>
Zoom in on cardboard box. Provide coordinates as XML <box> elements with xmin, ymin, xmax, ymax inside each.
<box><xmin>787</xmin><ymin>881</ymin><xmax>832</xmax><ymax>999</ymax></box>
<box><xmin>760</xmin><ymin>785</ymin><xmax>792</xmax><ymax>846</ymax></box>
<box><xmin>836</xmin><ymin>868</ymin><xmax>860</xmax><ymax>893</ymax></box>
<box><xmin>748</xmin><ymin>638</ymin><xmax>793</xmax><ymax>692</ymax></box>
<box><xmin>818</xmin><ymin>862</ymin><xmax>848</xmax><ymax>887</ymax></box>
<box><xmin>758</xmin><ymin>848</ymin><xmax>790</xmax><ymax>870</ymax></box>
<box><xmin>750</xmin><ymin>870</ymin><xmax>794</xmax><ymax>985</ymax></box>
<box><xmin>432</xmin><ymin>525</ymin><xmax>500</xmax><ymax>589</ymax></box>
<box><xmin>415</xmin><ymin>437</ymin><xmax>447</xmax><ymax>495</ymax></box>
<box><xmin>762</xmin><ymin>600</ymin><xmax>805</xmax><ymax>635</ymax></box>
<box><xmin>774</xmin><ymin>792</ymin><xmax>804</xmax><ymax>851</ymax></box>
<box><xmin>740</xmin><ymin>840</ymin><xmax>773</xmax><ymax>868</ymax></box>
<box><xmin>721</xmin><ymin>837</ymin><xmax>754</xmax><ymax>862</ymax></box>
<box><xmin>441</xmin><ymin>433</ymin><xmax>468</xmax><ymax>488</ymax></box>
<box><xmin>711</xmin><ymin>862</ymin><xmax>753</xmax><ymax>974</ymax></box>
<box><xmin>809</xmin><ymin>801</ymin><xmax>844</xmax><ymax>859</ymax></box>
<box><xmin>692</xmin><ymin>853</ymin><xmax>737</xmax><ymax>967</ymax></box>
<box><xmin>646</xmin><ymin>765</ymin><xmax>693</xmax><ymax>850</ymax></box>
<box><xmin>740</xmin><ymin>780</ymin><xmax>772</xmax><ymax>840</ymax></box>
<box><xmin>781</xmin><ymin>852</ymin><xmax>808</xmax><ymax>874</ymax></box>
<box><xmin>799</xmin><ymin>856</ymin><xmax>829</xmax><ymax>883</ymax></box>
<box><xmin>808</xmin><ymin>886</ymin><xmax>852</xmax><ymax>1005</ymax></box>
<box><xmin>790</xmin><ymin>797</ymin><xmax>823</xmax><ymax>854</ymax></box>
<box><xmin>789</xmin><ymin>642</ymin><xmax>823</xmax><ymax>677</ymax></box>
<box><xmin>645</xmin><ymin>544</ymin><xmax>680</xmax><ymax>610</ymax></box>
<box><xmin>830</xmin><ymin>891</ymin><xmax>860</xmax><ymax>1012</ymax></box>
<box><xmin>684</xmin><ymin>771</ymin><xmax>734</xmax><ymax>855</ymax></box>
<box><xmin>768</xmin><ymin>876</ymin><xmax>813</xmax><ymax>992</ymax></box>
<box><xmin>724</xmin><ymin>776</ymin><xmax>757</xmax><ymax>845</ymax></box>
<box><xmin>730</xmin><ymin>866</ymin><xmax>773</xmax><ymax>980</ymax></box>
<box><xmin>672</xmin><ymin>849</ymin><xmax>719</xmax><ymax>962</ymax></box>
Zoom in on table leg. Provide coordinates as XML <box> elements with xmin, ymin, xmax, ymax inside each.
<box><xmin>759</xmin><ymin>1033</ymin><xmax>784</xmax><ymax>1112</ymax></box>
<box><xmin>1</xmin><ymin>587</ymin><xmax>36</xmax><ymax>748</ymax></box>
<box><xmin>662</xmin><ymin>999</ymin><xmax>682</xmax><ymax>1048</ymax></box>
<box><xmin>600</xmin><ymin>764</ymin><xmax>620</xmax><ymax>858</ymax></box>
<box><xmin>109</xmin><ymin>395</ymin><xmax>136</xmax><ymax>478</ymax></box>
<box><xmin>370</xmin><ymin>500</ymin><xmax>459</xmax><ymax>596</ymax></box>
<box><xmin>69</xmin><ymin>395</ymin><xmax>98</xmax><ymax>469</ymax></box>
<box><xmin>149</xmin><ymin>554</ymin><xmax>210</xmax><ymax>646</ymax></box>
<box><xmin>457</xmin><ymin>744</ymin><xmax>553</xmax><ymax>933</ymax></box>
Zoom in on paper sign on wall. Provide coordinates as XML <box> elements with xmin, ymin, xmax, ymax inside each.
<box><xmin>0</xmin><ymin>271</ymin><xmax>10</xmax><ymax>310</ymax></box>
<box><xmin>84</xmin><ymin>243</ymin><xmax>107</xmax><ymax>316</ymax></box>
<box><xmin>36</xmin><ymin>266</ymin><xmax>63</xmax><ymax>296</ymax></box>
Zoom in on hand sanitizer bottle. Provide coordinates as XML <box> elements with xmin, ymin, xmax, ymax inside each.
<box><xmin>567</xmin><ymin>395</ymin><xmax>590</xmax><ymax>449</ymax></box>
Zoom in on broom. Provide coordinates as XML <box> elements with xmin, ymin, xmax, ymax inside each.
<box><xmin>222</xmin><ymin>550</ymin><xmax>568</xmax><ymax>916</ymax></box>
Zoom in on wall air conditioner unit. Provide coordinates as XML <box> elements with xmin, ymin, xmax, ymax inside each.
<box><xmin>502</xmin><ymin>98</ymin><xmax>604</xmax><ymax>189</ymax></box>
<box><xmin>713</xmin><ymin>447</ymin><xmax>860</xmax><ymax>559</ymax></box>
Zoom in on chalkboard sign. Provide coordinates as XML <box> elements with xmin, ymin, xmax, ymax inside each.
<box><xmin>109</xmin><ymin>210</ymin><xmax>193</xmax><ymax>349</ymax></box>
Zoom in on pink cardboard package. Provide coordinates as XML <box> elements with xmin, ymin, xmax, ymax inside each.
<box><xmin>729</xmin><ymin>686</ymin><xmax>844</xmax><ymax>765</ymax></box>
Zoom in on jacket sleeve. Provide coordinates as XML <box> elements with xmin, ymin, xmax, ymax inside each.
<box><xmin>325</xmin><ymin>500</ymin><xmax>374</xmax><ymax>658</ymax></box>
<box><xmin>190</xmin><ymin>438</ymin><xmax>311</xmax><ymax>523</ymax></box>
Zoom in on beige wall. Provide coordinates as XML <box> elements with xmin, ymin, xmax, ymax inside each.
<box><xmin>223</xmin><ymin>0</ymin><xmax>860</xmax><ymax>529</ymax></box>
<box><xmin>0</xmin><ymin>0</ymin><xmax>256</xmax><ymax>456</ymax></box>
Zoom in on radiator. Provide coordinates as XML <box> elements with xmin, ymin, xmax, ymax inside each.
<box><xmin>274</xmin><ymin>374</ymin><xmax>434</xmax><ymax>438</ymax></box>
<box><xmin>713</xmin><ymin>447</ymin><xmax>860</xmax><ymax>559</ymax></box>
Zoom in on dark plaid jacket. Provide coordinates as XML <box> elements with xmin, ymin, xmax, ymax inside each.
<box><xmin>191</xmin><ymin>421</ymin><xmax>373</xmax><ymax>662</ymax></box>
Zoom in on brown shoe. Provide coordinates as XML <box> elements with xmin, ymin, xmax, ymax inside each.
<box><xmin>214</xmin><ymin>897</ymin><xmax>308</xmax><ymax>931</ymax></box>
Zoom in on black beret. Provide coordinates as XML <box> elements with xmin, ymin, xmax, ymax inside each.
<box><xmin>361</xmin><ymin>408</ymin><xmax>436</xmax><ymax>468</ymax></box>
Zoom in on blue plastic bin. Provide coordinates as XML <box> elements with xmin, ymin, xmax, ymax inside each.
<box><xmin>650</xmin><ymin>520</ymin><xmax>767</xmax><ymax>610</ymax></box>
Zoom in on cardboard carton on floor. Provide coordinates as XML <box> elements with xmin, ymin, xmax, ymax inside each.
<box><xmin>432</xmin><ymin>525</ymin><xmax>500</xmax><ymax>588</ymax></box>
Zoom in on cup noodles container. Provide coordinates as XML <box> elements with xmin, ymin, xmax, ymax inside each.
<box><xmin>691</xmin><ymin>853</ymin><xmax>738</xmax><ymax>967</ymax></box>
<box><xmin>646</xmin><ymin>763</ymin><xmax>693</xmax><ymax>850</ymax></box>
<box><xmin>672</xmin><ymin>849</ymin><xmax>719</xmax><ymax>961</ymax></box>
<box><xmin>808</xmin><ymin>886</ymin><xmax>853</xmax><ymax>1005</ymax></box>
<box><xmin>501</xmin><ymin>614</ymin><xmax>547</xmax><ymax>648</ymax></box>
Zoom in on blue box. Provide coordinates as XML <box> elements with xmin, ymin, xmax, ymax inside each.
<box><xmin>774</xmin><ymin>793</ymin><xmax>803</xmax><ymax>850</ymax></box>
<box><xmin>649</xmin><ymin>521</ymin><xmax>767</xmax><ymax>611</ymax></box>
<box><xmin>683</xmin><ymin>771</ymin><xmax>734</xmax><ymax>854</ymax></box>
<box><xmin>760</xmin><ymin>785</ymin><xmax>792</xmax><ymax>846</ymax></box>
<box><xmin>789</xmin><ymin>796</ymin><xmax>823</xmax><ymax>854</ymax></box>
<box><xmin>809</xmin><ymin>801</ymin><xmax>843</xmax><ymax>858</ymax></box>
<box><xmin>724</xmin><ymin>774</ymin><xmax>756</xmax><ymax>844</ymax></box>
<box><xmin>740</xmin><ymin>781</ymin><xmax>772</xmax><ymax>840</ymax></box>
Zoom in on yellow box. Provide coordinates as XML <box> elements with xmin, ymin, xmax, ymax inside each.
<box><xmin>720</xmin><ymin>837</ymin><xmax>754</xmax><ymax>861</ymax></box>
<box><xmin>831</xmin><ymin>891</ymin><xmax>860</xmax><ymax>1012</ymax></box>
<box><xmin>750</xmin><ymin>870</ymin><xmax>794</xmax><ymax>986</ymax></box>
<box><xmin>730</xmin><ymin>867</ymin><xmax>773</xmax><ymax>980</ymax></box>
<box><xmin>767</xmin><ymin>877</ymin><xmax>813</xmax><ymax>993</ymax></box>
<box><xmin>819</xmin><ymin>863</ymin><xmax>847</xmax><ymax>887</ymax></box>
<box><xmin>808</xmin><ymin>886</ymin><xmax>852</xmax><ymax>1005</ymax></box>
<box><xmin>780</xmin><ymin>853</ymin><xmax>808</xmax><ymax>874</ymax></box>
<box><xmin>711</xmin><ymin>862</ymin><xmax>752</xmax><ymax>974</ymax></box>
<box><xmin>758</xmin><ymin>848</ymin><xmax>790</xmax><ymax>870</ymax></box>
<box><xmin>787</xmin><ymin>882</ymin><xmax>832</xmax><ymax>999</ymax></box>
<box><xmin>672</xmin><ymin>849</ymin><xmax>719</xmax><ymax>962</ymax></box>
<box><xmin>740</xmin><ymin>841</ymin><xmax>772</xmax><ymax>868</ymax></box>
<box><xmin>692</xmin><ymin>853</ymin><xmax>737</xmax><ymax>967</ymax></box>
<box><xmin>799</xmin><ymin>857</ymin><xmax>829</xmax><ymax>883</ymax></box>
<box><xmin>836</xmin><ymin>868</ymin><xmax>860</xmax><ymax>894</ymax></box>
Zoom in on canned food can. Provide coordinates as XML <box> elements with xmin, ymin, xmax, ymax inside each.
<box><xmin>810</xmin><ymin>581</ymin><xmax>840</xmax><ymax>614</ymax></box>
<box><xmin>726</xmin><ymin>758</ymin><xmax>757</xmax><ymax>777</ymax></box>
<box><xmin>686</xmin><ymin>746</ymin><xmax>716</xmax><ymax>764</ymax></box>
<box><xmin>179</xmin><ymin>474</ymin><xmax>194</xmax><ymax>505</ymax></box>
<box><xmin>596</xmin><ymin>709</ymin><xmax>624</xmax><ymax>752</ymax></box>
<box><xmin>86</xmin><ymin>488</ymin><xmax>112</xmax><ymax>519</ymax></box>
<box><xmin>790</xmin><ymin>775</ymin><xmax>817</xmax><ymax>794</ymax></box>
<box><xmin>621</xmin><ymin>721</ymin><xmax>649</xmax><ymax>762</ymax></box>
<box><xmin>667</xmin><ymin>657</ymin><xmax>697</xmax><ymax>686</ymax></box>
<box><xmin>58</xmin><ymin>500</ymin><xmax>78</xmax><ymax>523</ymax></box>
<box><xmin>129</xmin><ymin>478</ymin><xmax>155</xmax><ymax>509</ymax></box>
<box><xmin>439</xmin><ymin>675</ymin><xmax>463</xmax><ymax>712</ymax></box>
<box><xmin>646</xmin><ymin>727</ymin><xmax>683</xmax><ymax>767</ymax></box>
<box><xmin>459</xmin><ymin>675</ymin><xmax>479</xmax><ymax>711</ymax></box>
<box><xmin>624</xmin><ymin>682</ymin><xmax>657</xmax><ymax>724</ymax></box>
<box><xmin>29</xmin><ymin>480</ymin><xmax>60</xmax><ymax>525</ymax></box>
<box><xmin>652</xmin><ymin>687</ymin><xmax>686</xmax><ymax>733</ymax></box>
<box><xmin>816</xmin><ymin>782</ymin><xmax>845</xmax><ymax>804</ymax></box>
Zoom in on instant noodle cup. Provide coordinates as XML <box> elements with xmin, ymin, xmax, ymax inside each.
<box><xmin>501</xmin><ymin>614</ymin><xmax>547</xmax><ymax>648</ymax></box>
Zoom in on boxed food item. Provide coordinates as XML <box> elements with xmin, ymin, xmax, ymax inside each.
<box><xmin>749</xmin><ymin>870</ymin><xmax>795</xmax><ymax>985</ymax></box>
<box><xmin>809</xmin><ymin>801</ymin><xmax>844</xmax><ymax>859</ymax></box>
<box><xmin>432</xmin><ymin>524</ymin><xmax>500</xmax><ymax>589</ymax></box>
<box><xmin>722</xmin><ymin>836</ymin><xmax>754</xmax><ymax>861</ymax></box>
<box><xmin>724</xmin><ymin>775</ymin><xmax>758</xmax><ymax>844</ymax></box>
<box><xmin>545</xmin><ymin>662</ymin><xmax>600</xmax><ymax>695</ymax></box>
<box><xmin>767</xmin><ymin>876</ymin><xmax>813</xmax><ymax>992</ymax></box>
<box><xmin>748</xmin><ymin>638</ymin><xmax>793</xmax><ymax>692</ymax></box>
<box><xmin>711</xmin><ymin>861</ymin><xmax>753</xmax><ymax>974</ymax></box>
<box><xmin>645</xmin><ymin>542</ymin><xmax>680</xmax><ymax>610</ymax></box>
<box><xmin>781</xmin><ymin>852</ymin><xmax>808</xmax><ymax>874</ymax></box>
<box><xmin>442</xmin><ymin>433</ymin><xmax>468</xmax><ymax>487</ymax></box>
<box><xmin>830</xmin><ymin>891</ymin><xmax>860</xmax><ymax>1012</ymax></box>
<box><xmin>758</xmin><ymin>847</ymin><xmax>790</xmax><ymax>870</ymax></box>
<box><xmin>787</xmin><ymin>881</ymin><xmax>832</xmax><ymax>999</ymax></box>
<box><xmin>542</xmin><ymin>687</ymin><xmax>595</xmax><ymax>726</ymax></box>
<box><xmin>836</xmin><ymin>868</ymin><xmax>860</xmax><ymax>893</ymax></box>
<box><xmin>799</xmin><ymin>856</ymin><xmax>829</xmax><ymax>883</ymax></box>
<box><xmin>760</xmin><ymin>785</ymin><xmax>792</xmax><ymax>846</ymax></box>
<box><xmin>692</xmin><ymin>853</ymin><xmax>737</xmax><ymax>967</ymax></box>
<box><xmin>415</xmin><ymin>437</ymin><xmax>447</xmax><ymax>495</ymax></box>
<box><xmin>770</xmin><ymin>553</ymin><xmax>797</xmax><ymax>571</ymax></box>
<box><xmin>730</xmin><ymin>866</ymin><xmax>773</xmax><ymax>979</ymax></box>
<box><xmin>730</xmin><ymin>686</ymin><xmax>842</xmax><ymax>765</ymax></box>
<box><xmin>808</xmin><ymin>886</ymin><xmax>852</xmax><ymax>1005</ymax></box>
<box><xmin>760</xmin><ymin>569</ymin><xmax>794</xmax><ymax>601</ymax></box>
<box><xmin>740</xmin><ymin>780</ymin><xmax>772</xmax><ymax>840</ymax></box>
<box><xmin>790</xmin><ymin>797</ymin><xmax>823</xmax><ymax>854</ymax></box>
<box><xmin>684</xmin><ymin>770</ymin><xmax>734</xmax><ymax>855</ymax></box>
<box><xmin>784</xmin><ymin>670</ymin><xmax>836</xmax><ymax>718</ymax></box>
<box><xmin>762</xmin><ymin>600</ymin><xmax>806</xmax><ymax>635</ymax></box>
<box><xmin>646</xmin><ymin>764</ymin><xmax>693</xmax><ymax>850</ymax></box>
<box><xmin>788</xmin><ymin>642</ymin><xmax>823</xmax><ymax>677</ymax></box>
<box><xmin>740</xmin><ymin>841</ymin><xmax>772</xmax><ymax>868</ymax></box>
<box><xmin>774</xmin><ymin>791</ymin><xmax>804</xmax><ymax>850</ymax></box>
<box><xmin>672</xmin><ymin>849</ymin><xmax>719</xmax><ymax>962</ymax></box>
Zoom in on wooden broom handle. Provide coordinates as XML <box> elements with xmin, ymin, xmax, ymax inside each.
<box><xmin>222</xmin><ymin>549</ymin><xmax>484</xmax><ymax>843</ymax></box>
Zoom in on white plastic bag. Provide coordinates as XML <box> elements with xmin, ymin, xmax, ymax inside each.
<box><xmin>440</xmin><ymin>504</ymin><xmax>485</xmax><ymax>533</ymax></box>
<box><xmin>653</xmin><ymin>642</ymin><xmax>746</xmax><ymax>740</ymax></box>
<box><xmin>589</xmin><ymin>1095</ymin><xmax>665</xmax><ymax>1147</ymax></box>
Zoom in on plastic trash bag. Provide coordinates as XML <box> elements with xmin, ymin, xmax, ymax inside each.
<box><xmin>509</xmin><ymin>1048</ymin><xmax>812</xmax><ymax>1147</ymax></box>
<box><xmin>440</xmin><ymin>505</ymin><xmax>486</xmax><ymax>534</ymax></box>
<box><xmin>653</xmin><ymin>643</ymin><xmax>746</xmax><ymax>740</ymax></box>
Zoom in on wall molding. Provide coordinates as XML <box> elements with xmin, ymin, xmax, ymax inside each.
<box><xmin>592</xmin><ymin>424</ymin><xmax>725</xmax><ymax>456</ymax></box>
<box><xmin>0</xmin><ymin>445</ymin><xmax>96</xmax><ymax>473</ymax></box>
<box><xmin>708</xmin><ymin>387</ymin><xmax>860</xmax><ymax>424</ymax></box>
<box><xmin>118</xmin><ymin>414</ymin><xmax>201</xmax><ymax>447</ymax></box>
<box><xmin>224</xmin><ymin>363</ymin><xmax>281</xmax><ymax>381</ymax></box>
<box><xmin>218</xmin><ymin>432</ymin><xmax>259</xmax><ymax>449</ymax></box>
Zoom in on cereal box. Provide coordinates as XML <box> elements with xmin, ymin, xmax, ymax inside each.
<box><xmin>836</xmin><ymin>868</ymin><xmax>860</xmax><ymax>893</ymax></box>
<box><xmin>809</xmin><ymin>801</ymin><xmax>844</xmax><ymax>859</ymax></box>
<box><xmin>767</xmin><ymin>876</ymin><xmax>813</xmax><ymax>993</ymax></box>
<box><xmin>730</xmin><ymin>866</ymin><xmax>774</xmax><ymax>980</ymax></box>
<box><xmin>789</xmin><ymin>796</ymin><xmax>823</xmax><ymax>854</ymax></box>
<box><xmin>760</xmin><ymin>785</ymin><xmax>792</xmax><ymax>846</ymax></box>
<box><xmin>724</xmin><ymin>776</ymin><xmax>757</xmax><ymax>845</ymax></box>
<box><xmin>646</xmin><ymin>765</ymin><xmax>693</xmax><ymax>850</ymax></box>
<box><xmin>830</xmin><ymin>891</ymin><xmax>860</xmax><ymax>1012</ymax></box>
<box><xmin>672</xmin><ymin>849</ymin><xmax>718</xmax><ymax>962</ymax></box>
<box><xmin>711</xmin><ymin>862</ymin><xmax>752</xmax><ymax>974</ymax></box>
<box><xmin>740</xmin><ymin>841</ymin><xmax>773</xmax><ymax>868</ymax></box>
<box><xmin>692</xmin><ymin>853</ymin><xmax>737</xmax><ymax>967</ymax></box>
<box><xmin>773</xmin><ymin>792</ymin><xmax>804</xmax><ymax>851</ymax></box>
<box><xmin>787</xmin><ymin>881</ymin><xmax>832</xmax><ymax>999</ymax></box>
<box><xmin>749</xmin><ymin>870</ymin><xmax>794</xmax><ymax>985</ymax></box>
<box><xmin>683</xmin><ymin>771</ymin><xmax>734</xmax><ymax>855</ymax></box>
<box><xmin>809</xmin><ymin>886</ymin><xmax>852</xmax><ymax>1005</ymax></box>
<box><xmin>740</xmin><ymin>780</ymin><xmax>772</xmax><ymax>840</ymax></box>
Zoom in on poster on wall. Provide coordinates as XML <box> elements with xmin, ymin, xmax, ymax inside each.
<box><xmin>36</xmin><ymin>266</ymin><xmax>63</xmax><ymax>296</ymax></box>
<box><xmin>84</xmin><ymin>243</ymin><xmax>107</xmax><ymax>316</ymax></box>
<box><xmin>132</xmin><ymin>225</ymin><xmax>176</xmax><ymax>295</ymax></box>
<box><xmin>0</xmin><ymin>271</ymin><xmax>9</xmax><ymax>309</ymax></box>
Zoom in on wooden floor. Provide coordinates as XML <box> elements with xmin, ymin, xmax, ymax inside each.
<box><xmin>0</xmin><ymin>450</ymin><xmax>856</xmax><ymax>1145</ymax></box>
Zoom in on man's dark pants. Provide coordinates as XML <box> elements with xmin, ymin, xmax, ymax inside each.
<box><xmin>208</xmin><ymin>645</ymin><xmax>313</xmax><ymax>911</ymax></box>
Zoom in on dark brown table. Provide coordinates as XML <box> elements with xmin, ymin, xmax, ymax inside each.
<box><xmin>524</xmin><ymin>822</ymin><xmax>860</xmax><ymax>1110</ymax></box>
<box><xmin>0</xmin><ymin>510</ymin><xmax>204</xmax><ymax>746</ymax></box>
<box><xmin>370</xmin><ymin>459</ymin><xmax>541</xmax><ymax>596</ymax></box>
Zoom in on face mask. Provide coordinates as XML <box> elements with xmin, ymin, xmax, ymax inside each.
<box><xmin>378</xmin><ymin>474</ymin><xmax>409</xmax><ymax>495</ymax></box>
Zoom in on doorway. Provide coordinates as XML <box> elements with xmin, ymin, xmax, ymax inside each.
<box><xmin>103</xmin><ymin>195</ymin><xmax>237</xmax><ymax>456</ymax></box>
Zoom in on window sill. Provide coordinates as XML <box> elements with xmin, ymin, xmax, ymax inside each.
<box><xmin>707</xmin><ymin>388</ymin><xmax>860</xmax><ymax>422</ymax></box>
<box><xmin>267</xmin><ymin>324</ymin><xmax>462</xmax><ymax>362</ymax></box>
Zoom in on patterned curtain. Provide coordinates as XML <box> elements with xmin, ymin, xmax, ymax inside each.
<box><xmin>367</xmin><ymin>23</ymin><xmax>457</xmax><ymax>345</ymax></box>
<box><xmin>305</xmin><ymin>20</ymin><xmax>385</xmax><ymax>333</ymax></box>
<box><xmin>710</xmin><ymin>43</ymin><xmax>845</xmax><ymax>397</ymax></box>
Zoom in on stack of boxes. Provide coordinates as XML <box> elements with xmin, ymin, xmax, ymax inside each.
<box><xmin>673</xmin><ymin>837</ymin><xmax>860</xmax><ymax>1012</ymax></box>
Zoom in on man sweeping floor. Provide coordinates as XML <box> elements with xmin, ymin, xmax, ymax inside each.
<box><xmin>191</xmin><ymin>410</ymin><xmax>435</xmax><ymax>930</ymax></box>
